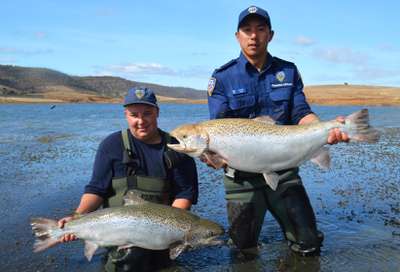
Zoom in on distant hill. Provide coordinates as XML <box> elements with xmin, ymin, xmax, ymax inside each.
<box><xmin>0</xmin><ymin>64</ymin><xmax>206</xmax><ymax>101</ymax></box>
<box><xmin>1</xmin><ymin>64</ymin><xmax>399</xmax><ymax>105</ymax></box>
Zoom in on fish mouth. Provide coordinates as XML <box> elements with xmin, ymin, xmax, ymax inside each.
<box><xmin>199</xmin><ymin>235</ymin><xmax>225</xmax><ymax>247</ymax></box>
<box><xmin>207</xmin><ymin>236</ymin><xmax>225</xmax><ymax>246</ymax></box>
<box><xmin>167</xmin><ymin>142</ymin><xmax>197</xmax><ymax>153</ymax></box>
<box><xmin>189</xmin><ymin>236</ymin><xmax>225</xmax><ymax>250</ymax></box>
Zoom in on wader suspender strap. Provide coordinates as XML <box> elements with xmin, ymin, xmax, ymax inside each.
<box><xmin>121</xmin><ymin>129</ymin><xmax>179</xmax><ymax>188</ymax></box>
<box><xmin>163</xmin><ymin>133</ymin><xmax>174</xmax><ymax>170</ymax></box>
<box><xmin>121</xmin><ymin>129</ymin><xmax>139</xmax><ymax>190</ymax></box>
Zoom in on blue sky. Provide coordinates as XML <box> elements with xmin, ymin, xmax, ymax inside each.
<box><xmin>1</xmin><ymin>1</ymin><xmax>399</xmax><ymax>90</ymax></box>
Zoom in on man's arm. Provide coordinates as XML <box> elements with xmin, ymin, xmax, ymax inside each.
<box><xmin>74</xmin><ymin>193</ymin><xmax>104</xmax><ymax>214</ymax></box>
<box><xmin>297</xmin><ymin>113</ymin><xmax>319</xmax><ymax>125</ymax></box>
<box><xmin>298</xmin><ymin>113</ymin><xmax>349</xmax><ymax>144</ymax></box>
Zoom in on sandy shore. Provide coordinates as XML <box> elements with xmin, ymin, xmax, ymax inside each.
<box><xmin>304</xmin><ymin>85</ymin><xmax>400</xmax><ymax>106</ymax></box>
<box><xmin>1</xmin><ymin>85</ymin><xmax>399</xmax><ymax>105</ymax></box>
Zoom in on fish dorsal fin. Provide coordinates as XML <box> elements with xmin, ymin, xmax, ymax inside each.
<box><xmin>84</xmin><ymin>241</ymin><xmax>99</xmax><ymax>261</ymax></box>
<box><xmin>169</xmin><ymin>242</ymin><xmax>188</xmax><ymax>260</ymax></box>
<box><xmin>253</xmin><ymin>116</ymin><xmax>276</xmax><ymax>125</ymax></box>
<box><xmin>123</xmin><ymin>190</ymin><xmax>147</xmax><ymax>206</ymax></box>
<box><xmin>310</xmin><ymin>147</ymin><xmax>331</xmax><ymax>169</ymax></box>
<box><xmin>262</xmin><ymin>172</ymin><xmax>280</xmax><ymax>191</ymax></box>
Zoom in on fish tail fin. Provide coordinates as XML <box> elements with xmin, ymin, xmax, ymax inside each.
<box><xmin>345</xmin><ymin>109</ymin><xmax>380</xmax><ymax>143</ymax></box>
<box><xmin>31</xmin><ymin>217</ymin><xmax>61</xmax><ymax>252</ymax></box>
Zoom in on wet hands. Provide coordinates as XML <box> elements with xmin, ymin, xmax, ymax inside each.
<box><xmin>58</xmin><ymin>215</ymin><xmax>78</xmax><ymax>242</ymax></box>
<box><xmin>200</xmin><ymin>153</ymin><xmax>219</xmax><ymax>169</ymax></box>
<box><xmin>200</xmin><ymin>151</ymin><xmax>228</xmax><ymax>170</ymax></box>
<box><xmin>328</xmin><ymin>116</ymin><xmax>350</xmax><ymax>145</ymax></box>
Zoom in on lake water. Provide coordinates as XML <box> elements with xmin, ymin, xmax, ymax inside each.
<box><xmin>0</xmin><ymin>104</ymin><xmax>399</xmax><ymax>271</ymax></box>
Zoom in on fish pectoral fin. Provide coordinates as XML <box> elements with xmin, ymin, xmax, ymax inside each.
<box><xmin>201</xmin><ymin>151</ymin><xmax>227</xmax><ymax>169</ymax></box>
<box><xmin>262</xmin><ymin>172</ymin><xmax>280</xmax><ymax>191</ymax></box>
<box><xmin>310</xmin><ymin>147</ymin><xmax>331</xmax><ymax>169</ymax></box>
<box><xmin>84</xmin><ymin>241</ymin><xmax>99</xmax><ymax>261</ymax></box>
<box><xmin>252</xmin><ymin>115</ymin><xmax>276</xmax><ymax>125</ymax></box>
<box><xmin>123</xmin><ymin>190</ymin><xmax>147</xmax><ymax>206</ymax></box>
<box><xmin>169</xmin><ymin>242</ymin><xmax>187</xmax><ymax>260</ymax></box>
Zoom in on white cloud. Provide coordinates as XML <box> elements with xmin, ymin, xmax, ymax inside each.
<box><xmin>34</xmin><ymin>32</ymin><xmax>47</xmax><ymax>39</ymax></box>
<box><xmin>180</xmin><ymin>65</ymin><xmax>212</xmax><ymax>78</ymax></box>
<box><xmin>95</xmin><ymin>8</ymin><xmax>116</xmax><ymax>17</ymax></box>
<box><xmin>313</xmin><ymin>47</ymin><xmax>367</xmax><ymax>65</ymax></box>
<box><xmin>377</xmin><ymin>43</ymin><xmax>399</xmax><ymax>52</ymax></box>
<box><xmin>0</xmin><ymin>57</ymin><xmax>16</xmax><ymax>63</ymax></box>
<box><xmin>0</xmin><ymin>47</ymin><xmax>52</xmax><ymax>56</ymax></box>
<box><xmin>100</xmin><ymin>63</ymin><xmax>212</xmax><ymax>79</ymax></box>
<box><xmin>108</xmin><ymin>63</ymin><xmax>177</xmax><ymax>76</ymax></box>
<box><xmin>92</xmin><ymin>70</ymin><xmax>116</xmax><ymax>77</ymax></box>
<box><xmin>191</xmin><ymin>52</ymin><xmax>209</xmax><ymax>56</ymax></box>
<box><xmin>295</xmin><ymin>35</ymin><xmax>315</xmax><ymax>46</ymax></box>
<box><xmin>0</xmin><ymin>47</ymin><xmax>18</xmax><ymax>53</ymax></box>
<box><xmin>352</xmin><ymin>66</ymin><xmax>400</xmax><ymax>80</ymax></box>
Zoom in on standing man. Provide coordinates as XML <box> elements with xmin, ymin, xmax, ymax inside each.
<box><xmin>58</xmin><ymin>87</ymin><xmax>198</xmax><ymax>271</ymax></box>
<box><xmin>207</xmin><ymin>6</ymin><xmax>348</xmax><ymax>256</ymax></box>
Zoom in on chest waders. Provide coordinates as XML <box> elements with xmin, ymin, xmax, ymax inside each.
<box><xmin>224</xmin><ymin>168</ymin><xmax>323</xmax><ymax>256</ymax></box>
<box><xmin>104</xmin><ymin>130</ymin><xmax>178</xmax><ymax>272</ymax></box>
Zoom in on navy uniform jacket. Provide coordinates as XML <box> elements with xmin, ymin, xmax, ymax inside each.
<box><xmin>208</xmin><ymin>52</ymin><xmax>313</xmax><ymax>125</ymax></box>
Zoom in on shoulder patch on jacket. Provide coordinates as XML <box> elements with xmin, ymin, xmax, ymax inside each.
<box><xmin>207</xmin><ymin>77</ymin><xmax>216</xmax><ymax>96</ymax></box>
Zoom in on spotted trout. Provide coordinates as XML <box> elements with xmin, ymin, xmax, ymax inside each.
<box><xmin>31</xmin><ymin>191</ymin><xmax>224</xmax><ymax>261</ymax></box>
<box><xmin>167</xmin><ymin>109</ymin><xmax>379</xmax><ymax>190</ymax></box>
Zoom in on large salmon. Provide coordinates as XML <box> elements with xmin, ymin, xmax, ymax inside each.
<box><xmin>167</xmin><ymin>109</ymin><xmax>379</xmax><ymax>190</ymax></box>
<box><xmin>31</xmin><ymin>191</ymin><xmax>224</xmax><ymax>261</ymax></box>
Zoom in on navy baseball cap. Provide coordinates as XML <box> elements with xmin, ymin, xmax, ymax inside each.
<box><xmin>238</xmin><ymin>6</ymin><xmax>271</xmax><ymax>30</ymax></box>
<box><xmin>123</xmin><ymin>87</ymin><xmax>158</xmax><ymax>108</ymax></box>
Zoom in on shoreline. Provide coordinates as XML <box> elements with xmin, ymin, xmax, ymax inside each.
<box><xmin>2</xmin><ymin>96</ymin><xmax>399</xmax><ymax>106</ymax></box>
<box><xmin>1</xmin><ymin>84</ymin><xmax>400</xmax><ymax>106</ymax></box>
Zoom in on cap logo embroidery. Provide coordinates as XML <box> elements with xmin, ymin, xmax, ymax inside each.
<box><xmin>207</xmin><ymin>77</ymin><xmax>216</xmax><ymax>96</ymax></box>
<box><xmin>248</xmin><ymin>6</ymin><xmax>257</xmax><ymax>13</ymax></box>
<box><xmin>135</xmin><ymin>89</ymin><xmax>145</xmax><ymax>99</ymax></box>
<box><xmin>276</xmin><ymin>71</ymin><xmax>285</xmax><ymax>82</ymax></box>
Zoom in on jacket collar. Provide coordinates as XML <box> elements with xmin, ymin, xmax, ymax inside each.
<box><xmin>238</xmin><ymin>52</ymin><xmax>273</xmax><ymax>74</ymax></box>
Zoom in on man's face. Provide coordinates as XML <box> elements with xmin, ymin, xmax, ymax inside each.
<box><xmin>236</xmin><ymin>15</ymin><xmax>273</xmax><ymax>60</ymax></box>
<box><xmin>124</xmin><ymin>104</ymin><xmax>159</xmax><ymax>143</ymax></box>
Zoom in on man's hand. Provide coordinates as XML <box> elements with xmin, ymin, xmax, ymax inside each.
<box><xmin>58</xmin><ymin>216</ymin><xmax>77</xmax><ymax>242</ymax></box>
<box><xmin>328</xmin><ymin>116</ymin><xmax>350</xmax><ymax>145</ymax></box>
<box><xmin>200</xmin><ymin>151</ymin><xmax>227</xmax><ymax>169</ymax></box>
<box><xmin>299</xmin><ymin>113</ymin><xmax>349</xmax><ymax>145</ymax></box>
<box><xmin>200</xmin><ymin>153</ymin><xmax>217</xmax><ymax>169</ymax></box>
<box><xmin>56</xmin><ymin>194</ymin><xmax>103</xmax><ymax>243</ymax></box>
